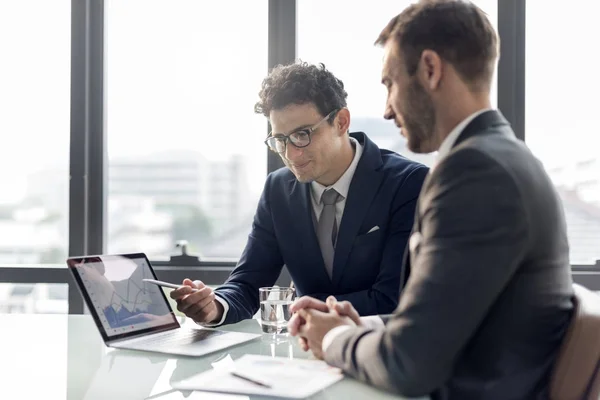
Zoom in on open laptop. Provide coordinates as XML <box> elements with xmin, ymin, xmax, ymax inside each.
<box><xmin>67</xmin><ymin>253</ymin><xmax>259</xmax><ymax>356</ymax></box>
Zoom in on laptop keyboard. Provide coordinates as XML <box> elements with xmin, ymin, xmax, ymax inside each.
<box><xmin>132</xmin><ymin>329</ymin><xmax>226</xmax><ymax>348</ymax></box>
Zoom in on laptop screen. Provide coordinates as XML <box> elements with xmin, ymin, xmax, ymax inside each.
<box><xmin>68</xmin><ymin>253</ymin><xmax>179</xmax><ymax>342</ymax></box>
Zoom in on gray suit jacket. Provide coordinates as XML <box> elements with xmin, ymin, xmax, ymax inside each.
<box><xmin>324</xmin><ymin>110</ymin><xmax>574</xmax><ymax>400</ymax></box>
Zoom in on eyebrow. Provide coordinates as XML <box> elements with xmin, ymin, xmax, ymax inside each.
<box><xmin>272</xmin><ymin>123</ymin><xmax>312</xmax><ymax>137</ymax></box>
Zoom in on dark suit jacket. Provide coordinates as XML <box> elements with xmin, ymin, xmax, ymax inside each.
<box><xmin>215</xmin><ymin>132</ymin><xmax>428</xmax><ymax>325</ymax></box>
<box><xmin>325</xmin><ymin>111</ymin><xmax>574</xmax><ymax>400</ymax></box>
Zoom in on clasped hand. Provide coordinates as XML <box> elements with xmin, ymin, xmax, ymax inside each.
<box><xmin>287</xmin><ymin>296</ymin><xmax>361</xmax><ymax>359</ymax></box>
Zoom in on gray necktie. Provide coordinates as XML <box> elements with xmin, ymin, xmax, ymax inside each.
<box><xmin>317</xmin><ymin>188</ymin><xmax>341</xmax><ymax>279</ymax></box>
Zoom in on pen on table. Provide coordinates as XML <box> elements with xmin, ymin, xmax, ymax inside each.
<box><xmin>230</xmin><ymin>371</ymin><xmax>272</xmax><ymax>388</ymax></box>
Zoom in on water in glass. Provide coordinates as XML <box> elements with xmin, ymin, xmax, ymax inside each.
<box><xmin>259</xmin><ymin>286</ymin><xmax>294</xmax><ymax>335</ymax></box>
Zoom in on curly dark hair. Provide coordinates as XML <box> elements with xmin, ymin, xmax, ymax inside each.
<box><xmin>254</xmin><ymin>62</ymin><xmax>348</xmax><ymax>122</ymax></box>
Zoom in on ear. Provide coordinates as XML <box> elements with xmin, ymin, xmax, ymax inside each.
<box><xmin>418</xmin><ymin>50</ymin><xmax>443</xmax><ymax>91</ymax></box>
<box><xmin>335</xmin><ymin>107</ymin><xmax>351</xmax><ymax>134</ymax></box>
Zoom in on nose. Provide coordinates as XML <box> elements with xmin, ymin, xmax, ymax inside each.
<box><xmin>383</xmin><ymin>104</ymin><xmax>394</xmax><ymax>121</ymax></box>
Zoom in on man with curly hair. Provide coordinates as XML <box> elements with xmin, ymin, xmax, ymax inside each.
<box><xmin>170</xmin><ymin>62</ymin><xmax>428</xmax><ymax>327</ymax></box>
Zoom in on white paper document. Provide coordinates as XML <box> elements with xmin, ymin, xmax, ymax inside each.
<box><xmin>172</xmin><ymin>355</ymin><xmax>344</xmax><ymax>398</ymax></box>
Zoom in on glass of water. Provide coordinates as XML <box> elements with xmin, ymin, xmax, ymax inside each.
<box><xmin>259</xmin><ymin>286</ymin><xmax>295</xmax><ymax>336</ymax></box>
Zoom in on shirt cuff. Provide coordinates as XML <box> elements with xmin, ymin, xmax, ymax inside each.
<box><xmin>196</xmin><ymin>295</ymin><xmax>229</xmax><ymax>327</ymax></box>
<box><xmin>322</xmin><ymin>325</ymin><xmax>353</xmax><ymax>352</ymax></box>
<box><xmin>359</xmin><ymin>315</ymin><xmax>385</xmax><ymax>329</ymax></box>
<box><xmin>321</xmin><ymin>315</ymin><xmax>384</xmax><ymax>353</ymax></box>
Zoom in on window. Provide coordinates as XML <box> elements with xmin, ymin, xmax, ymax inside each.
<box><xmin>526</xmin><ymin>1</ymin><xmax>600</xmax><ymax>265</ymax></box>
<box><xmin>105</xmin><ymin>0</ymin><xmax>268</xmax><ymax>259</ymax></box>
<box><xmin>297</xmin><ymin>0</ymin><xmax>498</xmax><ymax>167</ymax></box>
<box><xmin>0</xmin><ymin>283</ymin><xmax>68</xmax><ymax>314</ymax></box>
<box><xmin>0</xmin><ymin>1</ymin><xmax>70</xmax><ymax>267</ymax></box>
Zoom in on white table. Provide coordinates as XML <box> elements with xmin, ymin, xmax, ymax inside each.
<box><xmin>0</xmin><ymin>313</ymin><xmax>428</xmax><ymax>399</ymax></box>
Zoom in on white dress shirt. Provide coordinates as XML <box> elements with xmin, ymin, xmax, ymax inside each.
<box><xmin>205</xmin><ymin>137</ymin><xmax>364</xmax><ymax>327</ymax></box>
<box><xmin>433</xmin><ymin>108</ymin><xmax>492</xmax><ymax>169</ymax></box>
<box><xmin>322</xmin><ymin>109</ymin><xmax>493</xmax><ymax>352</ymax></box>
<box><xmin>310</xmin><ymin>137</ymin><xmax>363</xmax><ymax>229</ymax></box>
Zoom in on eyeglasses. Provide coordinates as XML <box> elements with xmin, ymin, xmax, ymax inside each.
<box><xmin>264</xmin><ymin>109</ymin><xmax>339</xmax><ymax>154</ymax></box>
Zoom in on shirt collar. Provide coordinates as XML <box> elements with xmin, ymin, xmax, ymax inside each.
<box><xmin>311</xmin><ymin>137</ymin><xmax>363</xmax><ymax>203</ymax></box>
<box><xmin>436</xmin><ymin>108</ymin><xmax>492</xmax><ymax>164</ymax></box>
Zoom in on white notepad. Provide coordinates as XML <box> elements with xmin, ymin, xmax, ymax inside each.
<box><xmin>172</xmin><ymin>355</ymin><xmax>344</xmax><ymax>398</ymax></box>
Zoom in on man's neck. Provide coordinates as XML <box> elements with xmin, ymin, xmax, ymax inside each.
<box><xmin>435</xmin><ymin>96</ymin><xmax>492</xmax><ymax>149</ymax></box>
<box><xmin>316</xmin><ymin>138</ymin><xmax>355</xmax><ymax>187</ymax></box>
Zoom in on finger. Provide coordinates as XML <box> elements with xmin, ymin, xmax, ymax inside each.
<box><xmin>299</xmin><ymin>337</ymin><xmax>309</xmax><ymax>352</ymax></box>
<box><xmin>334</xmin><ymin>301</ymin><xmax>360</xmax><ymax>323</ymax></box>
<box><xmin>170</xmin><ymin>285</ymin><xmax>195</xmax><ymax>300</ymax></box>
<box><xmin>178</xmin><ymin>287</ymin><xmax>214</xmax><ymax>313</ymax></box>
<box><xmin>305</xmin><ymin>337</ymin><xmax>322</xmax><ymax>355</ymax></box>
<box><xmin>177</xmin><ymin>292</ymin><xmax>206</xmax><ymax>314</ymax></box>
<box><xmin>298</xmin><ymin>313</ymin><xmax>316</xmax><ymax>336</ymax></box>
<box><xmin>297</xmin><ymin>308</ymin><xmax>313</xmax><ymax>322</ymax></box>
<box><xmin>289</xmin><ymin>296</ymin><xmax>328</xmax><ymax>313</ymax></box>
<box><xmin>287</xmin><ymin>313</ymin><xmax>305</xmax><ymax>336</ymax></box>
<box><xmin>176</xmin><ymin>299</ymin><xmax>198</xmax><ymax>316</ymax></box>
<box><xmin>192</xmin><ymin>280</ymin><xmax>206</xmax><ymax>290</ymax></box>
<box><xmin>176</xmin><ymin>299</ymin><xmax>185</xmax><ymax>313</ymax></box>
<box><xmin>189</xmin><ymin>298</ymin><xmax>217</xmax><ymax>322</ymax></box>
<box><xmin>188</xmin><ymin>289</ymin><xmax>215</xmax><ymax>312</ymax></box>
<box><xmin>182</xmin><ymin>278</ymin><xmax>205</xmax><ymax>290</ymax></box>
<box><xmin>336</xmin><ymin>302</ymin><xmax>354</xmax><ymax>315</ymax></box>
<box><xmin>192</xmin><ymin>294</ymin><xmax>217</xmax><ymax>322</ymax></box>
<box><xmin>184</xmin><ymin>286</ymin><xmax>213</xmax><ymax>303</ymax></box>
<box><xmin>326</xmin><ymin>295</ymin><xmax>337</xmax><ymax>309</ymax></box>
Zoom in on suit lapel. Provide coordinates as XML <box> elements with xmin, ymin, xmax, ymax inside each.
<box><xmin>401</xmin><ymin>194</ymin><xmax>423</xmax><ymax>290</ymax></box>
<box><xmin>400</xmin><ymin>234</ymin><xmax>412</xmax><ymax>290</ymax></box>
<box><xmin>331</xmin><ymin>132</ymin><xmax>384</xmax><ymax>287</ymax></box>
<box><xmin>404</xmin><ymin>110</ymin><xmax>510</xmax><ymax>282</ymax></box>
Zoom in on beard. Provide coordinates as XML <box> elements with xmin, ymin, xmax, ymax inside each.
<box><xmin>402</xmin><ymin>78</ymin><xmax>437</xmax><ymax>154</ymax></box>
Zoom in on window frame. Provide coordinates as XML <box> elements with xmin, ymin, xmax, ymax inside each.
<box><xmin>79</xmin><ymin>0</ymin><xmax>520</xmax><ymax>267</ymax></box>
<box><xmin>2</xmin><ymin>0</ymin><xmax>597</xmax><ymax>315</ymax></box>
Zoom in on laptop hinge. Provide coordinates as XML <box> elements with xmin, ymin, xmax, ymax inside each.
<box><xmin>106</xmin><ymin>325</ymin><xmax>179</xmax><ymax>345</ymax></box>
